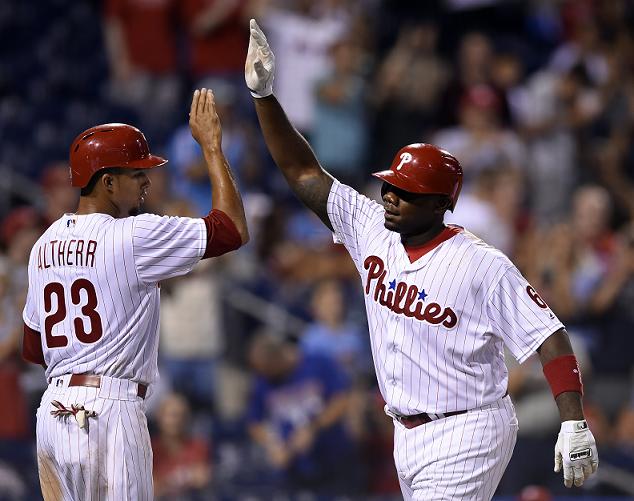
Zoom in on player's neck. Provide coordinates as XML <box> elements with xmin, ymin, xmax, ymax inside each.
<box><xmin>400</xmin><ymin>220</ymin><xmax>446</xmax><ymax>247</ymax></box>
<box><xmin>75</xmin><ymin>196</ymin><xmax>120</xmax><ymax>217</ymax></box>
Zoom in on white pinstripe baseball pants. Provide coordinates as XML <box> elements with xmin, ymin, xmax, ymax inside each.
<box><xmin>36</xmin><ymin>375</ymin><xmax>153</xmax><ymax>501</ymax></box>
<box><xmin>393</xmin><ymin>395</ymin><xmax>518</xmax><ymax>501</ymax></box>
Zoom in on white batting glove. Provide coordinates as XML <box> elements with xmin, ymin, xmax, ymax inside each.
<box><xmin>554</xmin><ymin>420</ymin><xmax>599</xmax><ymax>488</ymax></box>
<box><xmin>245</xmin><ymin>19</ymin><xmax>275</xmax><ymax>98</ymax></box>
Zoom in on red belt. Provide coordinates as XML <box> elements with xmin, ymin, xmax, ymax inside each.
<box><xmin>68</xmin><ymin>374</ymin><xmax>147</xmax><ymax>399</ymax></box>
<box><xmin>395</xmin><ymin>409</ymin><xmax>467</xmax><ymax>429</ymax></box>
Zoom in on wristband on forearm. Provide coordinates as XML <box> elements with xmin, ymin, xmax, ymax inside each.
<box><xmin>543</xmin><ymin>354</ymin><xmax>583</xmax><ymax>398</ymax></box>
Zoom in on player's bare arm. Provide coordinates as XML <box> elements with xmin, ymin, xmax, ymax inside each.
<box><xmin>189</xmin><ymin>88</ymin><xmax>249</xmax><ymax>244</ymax></box>
<box><xmin>537</xmin><ymin>328</ymin><xmax>584</xmax><ymax>420</ymax></box>
<box><xmin>245</xmin><ymin>19</ymin><xmax>334</xmax><ymax>230</ymax></box>
<box><xmin>537</xmin><ymin>328</ymin><xmax>598</xmax><ymax>488</ymax></box>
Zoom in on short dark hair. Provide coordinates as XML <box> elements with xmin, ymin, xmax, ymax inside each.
<box><xmin>80</xmin><ymin>167</ymin><xmax>125</xmax><ymax>196</ymax></box>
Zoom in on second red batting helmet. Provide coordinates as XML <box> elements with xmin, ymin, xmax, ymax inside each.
<box><xmin>372</xmin><ymin>143</ymin><xmax>463</xmax><ymax>210</ymax></box>
<box><xmin>69</xmin><ymin>123</ymin><xmax>167</xmax><ymax>188</ymax></box>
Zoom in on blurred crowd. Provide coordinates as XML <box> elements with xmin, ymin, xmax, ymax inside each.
<box><xmin>0</xmin><ymin>0</ymin><xmax>633</xmax><ymax>499</ymax></box>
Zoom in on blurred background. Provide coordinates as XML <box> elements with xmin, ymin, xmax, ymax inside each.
<box><xmin>0</xmin><ymin>0</ymin><xmax>633</xmax><ymax>499</ymax></box>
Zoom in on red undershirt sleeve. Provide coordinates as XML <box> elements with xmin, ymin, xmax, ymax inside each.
<box><xmin>201</xmin><ymin>209</ymin><xmax>243</xmax><ymax>259</ymax></box>
<box><xmin>23</xmin><ymin>323</ymin><xmax>45</xmax><ymax>366</ymax></box>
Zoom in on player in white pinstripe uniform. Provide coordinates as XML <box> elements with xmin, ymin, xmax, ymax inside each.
<box><xmin>245</xmin><ymin>20</ymin><xmax>599</xmax><ymax>500</ymax></box>
<box><xmin>21</xmin><ymin>89</ymin><xmax>248</xmax><ymax>500</ymax></box>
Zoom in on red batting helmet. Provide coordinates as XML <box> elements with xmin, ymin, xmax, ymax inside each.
<box><xmin>69</xmin><ymin>123</ymin><xmax>167</xmax><ymax>188</ymax></box>
<box><xmin>372</xmin><ymin>143</ymin><xmax>463</xmax><ymax>210</ymax></box>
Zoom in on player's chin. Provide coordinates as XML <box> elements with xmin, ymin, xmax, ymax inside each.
<box><xmin>128</xmin><ymin>205</ymin><xmax>143</xmax><ymax>217</ymax></box>
<box><xmin>383</xmin><ymin>217</ymin><xmax>401</xmax><ymax>233</ymax></box>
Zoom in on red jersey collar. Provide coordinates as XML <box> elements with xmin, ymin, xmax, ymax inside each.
<box><xmin>403</xmin><ymin>225</ymin><xmax>462</xmax><ymax>263</ymax></box>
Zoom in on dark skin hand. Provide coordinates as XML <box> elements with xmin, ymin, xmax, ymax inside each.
<box><xmin>537</xmin><ymin>328</ymin><xmax>585</xmax><ymax>422</ymax></box>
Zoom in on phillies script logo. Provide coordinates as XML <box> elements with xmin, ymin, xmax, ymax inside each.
<box><xmin>364</xmin><ymin>255</ymin><xmax>458</xmax><ymax>328</ymax></box>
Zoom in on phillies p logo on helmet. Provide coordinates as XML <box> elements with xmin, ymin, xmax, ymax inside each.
<box><xmin>396</xmin><ymin>152</ymin><xmax>413</xmax><ymax>170</ymax></box>
<box><xmin>371</xmin><ymin>143</ymin><xmax>464</xmax><ymax>210</ymax></box>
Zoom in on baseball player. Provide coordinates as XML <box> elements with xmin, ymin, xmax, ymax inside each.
<box><xmin>245</xmin><ymin>20</ymin><xmax>598</xmax><ymax>499</ymax></box>
<box><xmin>21</xmin><ymin>88</ymin><xmax>248</xmax><ymax>500</ymax></box>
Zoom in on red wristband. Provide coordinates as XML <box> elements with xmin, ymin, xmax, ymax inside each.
<box><xmin>543</xmin><ymin>354</ymin><xmax>583</xmax><ymax>398</ymax></box>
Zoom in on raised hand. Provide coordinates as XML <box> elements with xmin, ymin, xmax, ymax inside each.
<box><xmin>189</xmin><ymin>88</ymin><xmax>222</xmax><ymax>150</ymax></box>
<box><xmin>245</xmin><ymin>19</ymin><xmax>275</xmax><ymax>98</ymax></box>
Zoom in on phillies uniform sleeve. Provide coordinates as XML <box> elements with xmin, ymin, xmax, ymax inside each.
<box><xmin>133</xmin><ymin>211</ymin><xmax>241</xmax><ymax>283</ymax></box>
<box><xmin>326</xmin><ymin>179</ymin><xmax>384</xmax><ymax>268</ymax></box>
<box><xmin>133</xmin><ymin>213</ymin><xmax>207</xmax><ymax>283</ymax></box>
<box><xmin>487</xmin><ymin>265</ymin><xmax>564</xmax><ymax>363</ymax></box>
<box><xmin>22</xmin><ymin>324</ymin><xmax>45</xmax><ymax>365</ymax></box>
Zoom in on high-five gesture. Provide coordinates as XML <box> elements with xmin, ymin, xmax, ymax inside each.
<box><xmin>245</xmin><ymin>19</ymin><xmax>275</xmax><ymax>98</ymax></box>
<box><xmin>188</xmin><ymin>88</ymin><xmax>249</xmax><ymax>245</ymax></box>
<box><xmin>189</xmin><ymin>88</ymin><xmax>222</xmax><ymax>150</ymax></box>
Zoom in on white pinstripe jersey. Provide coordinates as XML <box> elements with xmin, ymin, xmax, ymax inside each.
<box><xmin>22</xmin><ymin>212</ymin><xmax>206</xmax><ymax>385</ymax></box>
<box><xmin>327</xmin><ymin>180</ymin><xmax>563</xmax><ymax>415</ymax></box>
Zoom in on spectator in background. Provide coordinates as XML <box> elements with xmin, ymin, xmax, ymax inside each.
<box><xmin>0</xmin><ymin>220</ymin><xmax>41</xmax><ymax>495</ymax></box>
<box><xmin>311</xmin><ymin>38</ymin><xmax>368</xmax><ymax>188</ymax></box>
<box><xmin>490</xmin><ymin>51</ymin><xmax>526</xmax><ymax>127</ymax></box>
<box><xmin>438</xmin><ymin>31</ymin><xmax>502</xmax><ymax>127</ymax></box>
<box><xmin>39</xmin><ymin>163</ymin><xmax>79</xmax><ymax>225</ymax></box>
<box><xmin>526</xmin><ymin>185</ymin><xmax>615</xmax><ymax>315</ymax></box>
<box><xmin>159</xmin><ymin>198</ymin><xmax>225</xmax><ymax>412</ymax></box>
<box><xmin>353</xmin><ymin>389</ymin><xmax>400</xmax><ymax>496</ymax></box>
<box><xmin>300</xmin><ymin>279</ymin><xmax>369</xmax><ymax>379</ymax></box>
<box><xmin>514</xmin><ymin>64</ymin><xmax>602</xmax><ymax>225</ymax></box>
<box><xmin>549</xmin><ymin>13</ymin><xmax>608</xmax><ymax>87</ymax></box>
<box><xmin>0</xmin><ymin>257</ymin><xmax>30</xmax><ymax>456</ymax></box>
<box><xmin>615</xmin><ymin>381</ymin><xmax>634</xmax><ymax>456</ymax></box>
<box><xmin>432</xmin><ymin>84</ymin><xmax>526</xmax><ymax>188</ymax></box>
<box><xmin>373</xmin><ymin>21</ymin><xmax>450</xmax><ymax>168</ymax></box>
<box><xmin>180</xmin><ymin>0</ymin><xmax>249</xmax><ymax>87</ymax></box>
<box><xmin>595</xmin><ymin>43</ymin><xmax>634</xmax><ymax>222</ymax></box>
<box><xmin>103</xmin><ymin>0</ymin><xmax>181</xmax><ymax>139</ymax></box>
<box><xmin>446</xmin><ymin>165</ymin><xmax>522</xmax><ymax>256</ymax></box>
<box><xmin>583</xmin><ymin>222</ymin><xmax>634</xmax><ymax>427</ymax></box>
<box><xmin>252</xmin><ymin>0</ymin><xmax>348</xmax><ymax>134</ymax></box>
<box><xmin>247</xmin><ymin>331</ymin><xmax>358</xmax><ymax>495</ymax></box>
<box><xmin>1</xmin><ymin>209</ymin><xmax>41</xmax><ymax>297</ymax></box>
<box><xmin>152</xmin><ymin>393</ymin><xmax>212</xmax><ymax>500</ymax></box>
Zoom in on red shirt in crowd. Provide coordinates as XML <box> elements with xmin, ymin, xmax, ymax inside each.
<box><xmin>105</xmin><ymin>0</ymin><xmax>178</xmax><ymax>74</ymax></box>
<box><xmin>180</xmin><ymin>0</ymin><xmax>248</xmax><ymax>78</ymax></box>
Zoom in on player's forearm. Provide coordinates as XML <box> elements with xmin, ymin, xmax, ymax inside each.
<box><xmin>554</xmin><ymin>391</ymin><xmax>584</xmax><ymax>421</ymax></box>
<box><xmin>537</xmin><ymin>329</ymin><xmax>585</xmax><ymax>421</ymax></box>
<box><xmin>202</xmin><ymin>146</ymin><xmax>249</xmax><ymax>244</ymax></box>
<box><xmin>253</xmin><ymin>95</ymin><xmax>325</xmax><ymax>181</ymax></box>
<box><xmin>253</xmin><ymin>95</ymin><xmax>334</xmax><ymax>223</ymax></box>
